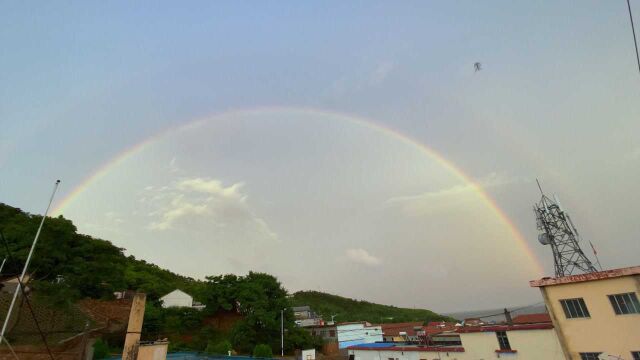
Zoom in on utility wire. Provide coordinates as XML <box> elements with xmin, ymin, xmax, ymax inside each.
<box><xmin>0</xmin><ymin>232</ymin><xmax>55</xmax><ymax>360</ymax></box>
<box><xmin>628</xmin><ymin>0</ymin><xmax>640</xmax><ymax>74</ymax></box>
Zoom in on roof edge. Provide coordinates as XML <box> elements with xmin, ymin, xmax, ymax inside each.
<box><xmin>530</xmin><ymin>265</ymin><xmax>640</xmax><ymax>287</ymax></box>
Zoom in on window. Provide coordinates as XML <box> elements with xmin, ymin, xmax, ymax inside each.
<box><xmin>579</xmin><ymin>353</ymin><xmax>601</xmax><ymax>360</ymax></box>
<box><xmin>560</xmin><ymin>298</ymin><xmax>590</xmax><ymax>318</ymax></box>
<box><xmin>608</xmin><ymin>292</ymin><xmax>640</xmax><ymax>315</ymax></box>
<box><xmin>632</xmin><ymin>351</ymin><xmax>640</xmax><ymax>360</ymax></box>
<box><xmin>496</xmin><ymin>331</ymin><xmax>511</xmax><ymax>351</ymax></box>
<box><xmin>329</xmin><ymin>330</ymin><xmax>336</xmax><ymax>337</ymax></box>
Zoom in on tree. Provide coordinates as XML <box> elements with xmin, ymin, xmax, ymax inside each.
<box><xmin>253</xmin><ymin>344</ymin><xmax>273</xmax><ymax>358</ymax></box>
<box><xmin>93</xmin><ymin>339</ymin><xmax>110</xmax><ymax>359</ymax></box>
<box><xmin>205</xmin><ymin>340</ymin><xmax>232</xmax><ymax>355</ymax></box>
<box><xmin>201</xmin><ymin>272</ymin><xmax>291</xmax><ymax>352</ymax></box>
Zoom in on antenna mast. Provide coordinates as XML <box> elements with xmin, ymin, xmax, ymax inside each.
<box><xmin>533</xmin><ymin>182</ymin><xmax>597</xmax><ymax>277</ymax></box>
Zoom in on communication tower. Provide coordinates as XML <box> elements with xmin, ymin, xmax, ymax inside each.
<box><xmin>533</xmin><ymin>181</ymin><xmax>597</xmax><ymax>277</ymax></box>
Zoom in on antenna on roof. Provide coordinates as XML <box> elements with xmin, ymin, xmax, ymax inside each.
<box><xmin>533</xmin><ymin>181</ymin><xmax>597</xmax><ymax>277</ymax></box>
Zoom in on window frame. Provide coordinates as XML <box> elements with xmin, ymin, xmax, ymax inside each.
<box><xmin>631</xmin><ymin>351</ymin><xmax>640</xmax><ymax>360</ymax></box>
<box><xmin>608</xmin><ymin>292</ymin><xmax>640</xmax><ymax>315</ymax></box>
<box><xmin>496</xmin><ymin>331</ymin><xmax>511</xmax><ymax>351</ymax></box>
<box><xmin>560</xmin><ymin>298</ymin><xmax>591</xmax><ymax>319</ymax></box>
<box><xmin>579</xmin><ymin>353</ymin><xmax>602</xmax><ymax>360</ymax></box>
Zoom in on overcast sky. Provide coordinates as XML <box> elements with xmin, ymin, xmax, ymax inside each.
<box><xmin>1</xmin><ymin>1</ymin><xmax>639</xmax><ymax>312</ymax></box>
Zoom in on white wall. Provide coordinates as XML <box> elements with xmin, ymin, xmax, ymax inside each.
<box><xmin>338</xmin><ymin>323</ymin><xmax>383</xmax><ymax>348</ymax></box>
<box><xmin>349</xmin><ymin>328</ymin><xmax>566</xmax><ymax>360</ymax></box>
<box><xmin>160</xmin><ymin>289</ymin><xmax>193</xmax><ymax>308</ymax></box>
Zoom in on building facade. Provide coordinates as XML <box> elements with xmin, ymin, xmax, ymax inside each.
<box><xmin>309</xmin><ymin>322</ymin><xmax>383</xmax><ymax>349</ymax></box>
<box><xmin>531</xmin><ymin>265</ymin><xmax>640</xmax><ymax>360</ymax></box>
<box><xmin>349</xmin><ymin>323</ymin><xmax>565</xmax><ymax>360</ymax></box>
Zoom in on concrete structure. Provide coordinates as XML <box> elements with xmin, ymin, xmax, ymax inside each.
<box><xmin>531</xmin><ymin>265</ymin><xmax>640</xmax><ymax>360</ymax></box>
<box><xmin>159</xmin><ymin>289</ymin><xmax>205</xmax><ymax>309</ymax></box>
<box><xmin>123</xmin><ymin>293</ymin><xmax>146</xmax><ymax>360</ymax></box>
<box><xmin>456</xmin><ymin>323</ymin><xmax>565</xmax><ymax>359</ymax></box>
<box><xmin>137</xmin><ymin>341</ymin><xmax>168</xmax><ymax>360</ymax></box>
<box><xmin>0</xmin><ymin>274</ymin><xmax>31</xmax><ymax>293</ymax></box>
<box><xmin>293</xmin><ymin>306</ymin><xmax>314</xmax><ymax>319</ymax></box>
<box><xmin>297</xmin><ymin>349</ymin><xmax>316</xmax><ymax>360</ymax></box>
<box><xmin>349</xmin><ymin>322</ymin><xmax>565</xmax><ymax>360</ymax></box>
<box><xmin>308</xmin><ymin>322</ymin><xmax>383</xmax><ymax>349</ymax></box>
<box><xmin>293</xmin><ymin>305</ymin><xmax>323</xmax><ymax>327</ymax></box>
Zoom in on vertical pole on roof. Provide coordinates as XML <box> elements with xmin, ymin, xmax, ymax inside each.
<box><xmin>0</xmin><ymin>180</ymin><xmax>60</xmax><ymax>347</ymax></box>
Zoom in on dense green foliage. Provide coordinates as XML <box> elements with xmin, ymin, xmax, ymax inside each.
<box><xmin>205</xmin><ymin>340</ymin><xmax>232</xmax><ymax>355</ymax></box>
<box><xmin>291</xmin><ymin>291</ymin><xmax>455</xmax><ymax>324</ymax></box>
<box><xmin>253</xmin><ymin>344</ymin><xmax>273</xmax><ymax>358</ymax></box>
<box><xmin>93</xmin><ymin>339</ymin><xmax>110</xmax><ymax>359</ymax></box>
<box><xmin>0</xmin><ymin>203</ymin><xmax>199</xmax><ymax>302</ymax></box>
<box><xmin>0</xmin><ymin>203</ymin><xmax>448</xmax><ymax>354</ymax></box>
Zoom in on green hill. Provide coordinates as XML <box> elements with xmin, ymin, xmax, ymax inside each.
<box><xmin>0</xmin><ymin>202</ymin><xmax>452</xmax><ymax>352</ymax></box>
<box><xmin>291</xmin><ymin>290</ymin><xmax>454</xmax><ymax>324</ymax></box>
<box><xmin>0</xmin><ymin>202</ymin><xmax>200</xmax><ymax>302</ymax></box>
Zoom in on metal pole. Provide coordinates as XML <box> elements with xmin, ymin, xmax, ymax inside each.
<box><xmin>627</xmin><ymin>0</ymin><xmax>640</xmax><ymax>74</ymax></box>
<box><xmin>281</xmin><ymin>309</ymin><xmax>284</xmax><ymax>356</ymax></box>
<box><xmin>0</xmin><ymin>180</ymin><xmax>60</xmax><ymax>345</ymax></box>
<box><xmin>0</xmin><ymin>258</ymin><xmax>6</xmax><ymax>274</ymax></box>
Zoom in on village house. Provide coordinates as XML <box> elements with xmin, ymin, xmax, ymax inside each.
<box><xmin>308</xmin><ymin>321</ymin><xmax>383</xmax><ymax>350</ymax></box>
<box><xmin>159</xmin><ymin>289</ymin><xmax>205</xmax><ymax>310</ymax></box>
<box><xmin>293</xmin><ymin>305</ymin><xmax>323</xmax><ymax>327</ymax></box>
<box><xmin>530</xmin><ymin>265</ymin><xmax>640</xmax><ymax>360</ymax></box>
<box><xmin>348</xmin><ymin>315</ymin><xmax>565</xmax><ymax>360</ymax></box>
<box><xmin>380</xmin><ymin>322</ymin><xmax>424</xmax><ymax>342</ymax></box>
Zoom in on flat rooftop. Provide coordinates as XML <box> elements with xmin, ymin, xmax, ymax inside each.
<box><xmin>530</xmin><ymin>265</ymin><xmax>640</xmax><ymax>287</ymax></box>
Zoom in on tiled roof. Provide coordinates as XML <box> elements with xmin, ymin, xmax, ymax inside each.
<box><xmin>456</xmin><ymin>323</ymin><xmax>553</xmax><ymax>333</ymax></box>
<box><xmin>512</xmin><ymin>313</ymin><xmax>551</xmax><ymax>324</ymax></box>
<box><xmin>380</xmin><ymin>322</ymin><xmax>423</xmax><ymax>336</ymax></box>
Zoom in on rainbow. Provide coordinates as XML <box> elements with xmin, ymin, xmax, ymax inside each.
<box><xmin>52</xmin><ymin>106</ymin><xmax>544</xmax><ymax>274</ymax></box>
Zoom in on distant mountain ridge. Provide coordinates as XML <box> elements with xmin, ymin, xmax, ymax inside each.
<box><xmin>290</xmin><ymin>290</ymin><xmax>454</xmax><ymax>324</ymax></box>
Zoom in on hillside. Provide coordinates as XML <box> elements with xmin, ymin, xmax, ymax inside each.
<box><xmin>0</xmin><ymin>202</ymin><xmax>200</xmax><ymax>302</ymax></box>
<box><xmin>291</xmin><ymin>290</ymin><xmax>454</xmax><ymax>324</ymax></box>
<box><xmin>0</xmin><ymin>202</ymin><xmax>453</xmax><ymax>352</ymax></box>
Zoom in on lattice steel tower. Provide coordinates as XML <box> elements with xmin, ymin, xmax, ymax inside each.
<box><xmin>534</xmin><ymin>181</ymin><xmax>597</xmax><ymax>277</ymax></box>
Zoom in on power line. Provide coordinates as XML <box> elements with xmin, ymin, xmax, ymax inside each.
<box><xmin>628</xmin><ymin>0</ymin><xmax>640</xmax><ymax>74</ymax></box>
<box><xmin>1</xmin><ymin>231</ymin><xmax>55</xmax><ymax>360</ymax></box>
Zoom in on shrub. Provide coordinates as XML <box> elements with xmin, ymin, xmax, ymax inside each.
<box><xmin>206</xmin><ymin>340</ymin><xmax>232</xmax><ymax>355</ymax></box>
<box><xmin>93</xmin><ymin>339</ymin><xmax>110</xmax><ymax>359</ymax></box>
<box><xmin>253</xmin><ymin>344</ymin><xmax>273</xmax><ymax>358</ymax></box>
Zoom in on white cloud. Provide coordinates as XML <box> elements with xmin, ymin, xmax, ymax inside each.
<box><xmin>169</xmin><ymin>157</ymin><xmax>180</xmax><ymax>173</ymax></box>
<box><xmin>346</xmin><ymin>248</ymin><xmax>382</xmax><ymax>266</ymax></box>
<box><xmin>146</xmin><ymin>177</ymin><xmax>277</xmax><ymax>242</ymax></box>
<box><xmin>385</xmin><ymin>172</ymin><xmax>525</xmax><ymax>216</ymax></box>
<box><xmin>627</xmin><ymin>147</ymin><xmax>640</xmax><ymax>161</ymax></box>
<box><xmin>149</xmin><ymin>195</ymin><xmax>208</xmax><ymax>230</ymax></box>
<box><xmin>177</xmin><ymin>178</ymin><xmax>245</xmax><ymax>199</ymax></box>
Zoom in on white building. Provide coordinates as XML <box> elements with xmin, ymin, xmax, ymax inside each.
<box><xmin>309</xmin><ymin>322</ymin><xmax>383</xmax><ymax>349</ymax></box>
<box><xmin>160</xmin><ymin>289</ymin><xmax>205</xmax><ymax>309</ymax></box>
<box><xmin>348</xmin><ymin>322</ymin><xmax>565</xmax><ymax>360</ymax></box>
